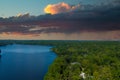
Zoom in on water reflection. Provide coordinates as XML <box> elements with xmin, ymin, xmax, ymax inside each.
<box><xmin>0</xmin><ymin>44</ymin><xmax>56</xmax><ymax>80</ymax></box>
<box><xmin>0</xmin><ymin>49</ymin><xmax>1</xmax><ymax>59</ymax></box>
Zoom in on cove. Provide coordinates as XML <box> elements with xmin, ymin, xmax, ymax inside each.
<box><xmin>0</xmin><ymin>44</ymin><xmax>56</xmax><ymax>80</ymax></box>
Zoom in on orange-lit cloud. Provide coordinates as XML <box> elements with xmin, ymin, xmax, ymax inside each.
<box><xmin>16</xmin><ymin>13</ymin><xmax>30</xmax><ymax>17</ymax></box>
<box><xmin>44</xmin><ymin>2</ymin><xmax>80</xmax><ymax>15</ymax></box>
<box><xmin>0</xmin><ymin>32</ymin><xmax>38</xmax><ymax>40</ymax></box>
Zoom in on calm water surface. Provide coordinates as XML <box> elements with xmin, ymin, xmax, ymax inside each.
<box><xmin>0</xmin><ymin>44</ymin><xmax>56</xmax><ymax>80</ymax></box>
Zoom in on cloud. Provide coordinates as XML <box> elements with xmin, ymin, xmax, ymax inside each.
<box><xmin>16</xmin><ymin>13</ymin><xmax>30</xmax><ymax>18</ymax></box>
<box><xmin>44</xmin><ymin>2</ymin><xmax>80</xmax><ymax>14</ymax></box>
<box><xmin>0</xmin><ymin>2</ymin><xmax>120</xmax><ymax>40</ymax></box>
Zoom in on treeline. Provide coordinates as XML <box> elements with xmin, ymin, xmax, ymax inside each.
<box><xmin>44</xmin><ymin>41</ymin><xmax>120</xmax><ymax>80</ymax></box>
<box><xmin>0</xmin><ymin>40</ymin><xmax>77</xmax><ymax>46</ymax></box>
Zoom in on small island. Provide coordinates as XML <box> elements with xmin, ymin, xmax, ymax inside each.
<box><xmin>0</xmin><ymin>49</ymin><xmax>1</xmax><ymax>57</ymax></box>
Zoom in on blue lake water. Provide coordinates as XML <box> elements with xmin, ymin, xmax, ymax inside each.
<box><xmin>0</xmin><ymin>44</ymin><xmax>56</xmax><ymax>80</ymax></box>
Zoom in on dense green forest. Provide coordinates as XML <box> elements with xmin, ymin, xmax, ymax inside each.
<box><xmin>0</xmin><ymin>40</ymin><xmax>120</xmax><ymax>80</ymax></box>
<box><xmin>44</xmin><ymin>41</ymin><xmax>120</xmax><ymax>80</ymax></box>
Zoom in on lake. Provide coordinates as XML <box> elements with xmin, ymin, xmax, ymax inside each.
<box><xmin>0</xmin><ymin>44</ymin><xmax>56</xmax><ymax>80</ymax></box>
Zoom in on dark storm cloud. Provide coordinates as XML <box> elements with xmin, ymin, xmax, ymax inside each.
<box><xmin>0</xmin><ymin>2</ymin><xmax>120</xmax><ymax>34</ymax></box>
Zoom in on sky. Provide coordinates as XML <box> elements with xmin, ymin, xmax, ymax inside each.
<box><xmin>0</xmin><ymin>0</ymin><xmax>120</xmax><ymax>40</ymax></box>
<box><xmin>0</xmin><ymin>0</ymin><xmax>113</xmax><ymax>17</ymax></box>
